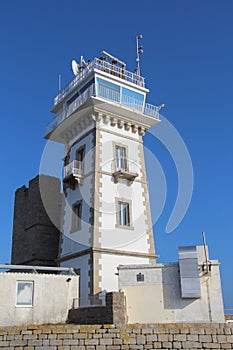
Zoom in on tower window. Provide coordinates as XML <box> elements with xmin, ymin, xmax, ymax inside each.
<box><xmin>76</xmin><ymin>145</ymin><xmax>85</xmax><ymax>162</ymax></box>
<box><xmin>115</xmin><ymin>145</ymin><xmax>127</xmax><ymax>171</ymax></box>
<box><xmin>116</xmin><ymin>199</ymin><xmax>133</xmax><ymax>229</ymax></box>
<box><xmin>71</xmin><ymin>200</ymin><xmax>82</xmax><ymax>232</ymax></box>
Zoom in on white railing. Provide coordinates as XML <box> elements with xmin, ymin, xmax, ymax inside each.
<box><xmin>46</xmin><ymin>84</ymin><xmax>95</xmax><ymax>135</ymax></box>
<box><xmin>98</xmin><ymin>84</ymin><xmax>120</xmax><ymax>103</ymax></box>
<box><xmin>144</xmin><ymin>102</ymin><xmax>160</xmax><ymax>119</ymax></box>
<box><xmin>46</xmin><ymin>84</ymin><xmax>160</xmax><ymax>136</ymax></box>
<box><xmin>54</xmin><ymin>58</ymin><xmax>145</xmax><ymax>106</ymax></box>
<box><xmin>64</xmin><ymin>160</ymin><xmax>83</xmax><ymax>178</ymax></box>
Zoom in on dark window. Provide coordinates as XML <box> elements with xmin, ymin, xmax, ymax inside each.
<box><xmin>136</xmin><ymin>273</ymin><xmax>144</xmax><ymax>282</ymax></box>
<box><xmin>71</xmin><ymin>201</ymin><xmax>82</xmax><ymax>232</ymax></box>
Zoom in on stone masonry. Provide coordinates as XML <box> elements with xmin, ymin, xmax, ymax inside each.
<box><xmin>68</xmin><ymin>292</ymin><xmax>127</xmax><ymax>325</ymax></box>
<box><xmin>11</xmin><ymin>174</ymin><xmax>61</xmax><ymax>266</ymax></box>
<box><xmin>0</xmin><ymin>323</ymin><xmax>233</xmax><ymax>349</ymax></box>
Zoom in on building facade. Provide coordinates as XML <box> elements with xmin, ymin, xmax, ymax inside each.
<box><xmin>45</xmin><ymin>54</ymin><xmax>161</xmax><ymax>303</ymax></box>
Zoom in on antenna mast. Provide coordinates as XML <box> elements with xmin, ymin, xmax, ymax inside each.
<box><xmin>135</xmin><ymin>34</ymin><xmax>143</xmax><ymax>76</ymax></box>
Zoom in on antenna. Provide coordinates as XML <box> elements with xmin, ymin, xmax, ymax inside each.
<box><xmin>135</xmin><ymin>34</ymin><xmax>143</xmax><ymax>76</ymax></box>
<box><xmin>102</xmin><ymin>51</ymin><xmax>126</xmax><ymax>67</ymax></box>
<box><xmin>58</xmin><ymin>74</ymin><xmax>62</xmax><ymax>91</ymax></box>
<box><xmin>202</xmin><ymin>231</ymin><xmax>210</xmax><ymax>274</ymax></box>
<box><xmin>71</xmin><ymin>56</ymin><xmax>90</xmax><ymax>76</ymax></box>
<box><xmin>72</xmin><ymin>59</ymin><xmax>80</xmax><ymax>76</ymax></box>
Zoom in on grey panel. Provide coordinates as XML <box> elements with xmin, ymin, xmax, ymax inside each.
<box><xmin>178</xmin><ymin>246</ymin><xmax>201</xmax><ymax>299</ymax></box>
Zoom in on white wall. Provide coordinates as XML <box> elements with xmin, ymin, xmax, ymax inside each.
<box><xmin>118</xmin><ymin>247</ymin><xmax>225</xmax><ymax>323</ymax></box>
<box><xmin>0</xmin><ymin>272</ymin><xmax>79</xmax><ymax>327</ymax></box>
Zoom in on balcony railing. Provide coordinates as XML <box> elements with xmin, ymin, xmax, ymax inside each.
<box><xmin>54</xmin><ymin>58</ymin><xmax>145</xmax><ymax>106</ymax></box>
<box><xmin>64</xmin><ymin>160</ymin><xmax>84</xmax><ymax>178</ymax></box>
<box><xmin>46</xmin><ymin>83</ymin><xmax>160</xmax><ymax>136</ymax></box>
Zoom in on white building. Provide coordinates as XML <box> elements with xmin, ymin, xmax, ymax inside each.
<box><xmin>45</xmin><ymin>52</ymin><xmax>161</xmax><ymax>303</ymax></box>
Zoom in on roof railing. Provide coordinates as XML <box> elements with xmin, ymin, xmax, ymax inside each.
<box><xmin>54</xmin><ymin>58</ymin><xmax>145</xmax><ymax>106</ymax></box>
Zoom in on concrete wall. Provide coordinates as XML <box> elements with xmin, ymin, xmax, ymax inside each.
<box><xmin>0</xmin><ymin>323</ymin><xmax>232</xmax><ymax>349</ymax></box>
<box><xmin>11</xmin><ymin>175</ymin><xmax>61</xmax><ymax>266</ymax></box>
<box><xmin>118</xmin><ymin>246</ymin><xmax>225</xmax><ymax>323</ymax></box>
<box><xmin>0</xmin><ymin>272</ymin><xmax>79</xmax><ymax>327</ymax></box>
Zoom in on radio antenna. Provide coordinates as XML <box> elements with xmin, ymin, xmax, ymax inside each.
<box><xmin>58</xmin><ymin>74</ymin><xmax>62</xmax><ymax>91</ymax></box>
<box><xmin>135</xmin><ymin>34</ymin><xmax>143</xmax><ymax>76</ymax></box>
<box><xmin>202</xmin><ymin>231</ymin><xmax>209</xmax><ymax>273</ymax></box>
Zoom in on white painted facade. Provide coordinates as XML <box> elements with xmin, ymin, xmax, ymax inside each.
<box><xmin>118</xmin><ymin>246</ymin><xmax>225</xmax><ymax>323</ymax></box>
<box><xmin>0</xmin><ymin>272</ymin><xmax>79</xmax><ymax>327</ymax></box>
<box><xmin>47</xmin><ymin>55</ymin><xmax>160</xmax><ymax>302</ymax></box>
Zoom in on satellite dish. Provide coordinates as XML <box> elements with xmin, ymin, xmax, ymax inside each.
<box><xmin>72</xmin><ymin>60</ymin><xmax>80</xmax><ymax>76</ymax></box>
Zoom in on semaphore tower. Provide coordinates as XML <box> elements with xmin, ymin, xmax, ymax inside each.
<box><xmin>45</xmin><ymin>47</ymin><xmax>161</xmax><ymax>304</ymax></box>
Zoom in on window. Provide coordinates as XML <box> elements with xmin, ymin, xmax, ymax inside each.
<box><xmin>76</xmin><ymin>146</ymin><xmax>85</xmax><ymax>162</ymax></box>
<box><xmin>16</xmin><ymin>281</ymin><xmax>34</xmax><ymax>307</ymax></box>
<box><xmin>118</xmin><ymin>201</ymin><xmax>130</xmax><ymax>227</ymax></box>
<box><xmin>115</xmin><ymin>145</ymin><xmax>127</xmax><ymax>171</ymax></box>
<box><xmin>136</xmin><ymin>273</ymin><xmax>144</xmax><ymax>282</ymax></box>
<box><xmin>71</xmin><ymin>201</ymin><xmax>82</xmax><ymax>232</ymax></box>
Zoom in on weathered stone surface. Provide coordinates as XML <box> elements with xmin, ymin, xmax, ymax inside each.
<box><xmin>0</xmin><ymin>323</ymin><xmax>232</xmax><ymax>349</ymax></box>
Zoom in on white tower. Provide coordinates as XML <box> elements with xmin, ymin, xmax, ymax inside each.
<box><xmin>45</xmin><ymin>51</ymin><xmax>161</xmax><ymax>304</ymax></box>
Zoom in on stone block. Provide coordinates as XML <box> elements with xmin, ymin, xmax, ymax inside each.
<box><xmin>220</xmin><ymin>343</ymin><xmax>231</xmax><ymax>349</ymax></box>
<box><xmin>173</xmin><ymin>341</ymin><xmax>182</xmax><ymax>348</ymax></box>
<box><xmin>49</xmin><ymin>339</ymin><xmax>63</xmax><ymax>345</ymax></box>
<box><xmin>27</xmin><ymin>339</ymin><xmax>43</xmax><ymax>346</ymax></box>
<box><xmin>187</xmin><ymin>334</ymin><xmax>198</xmax><ymax>341</ymax></box>
<box><xmin>162</xmin><ymin>341</ymin><xmax>172</xmax><ymax>348</ymax></box>
<box><xmin>9</xmin><ymin>340</ymin><xmax>27</xmax><ymax>347</ymax></box>
<box><xmin>182</xmin><ymin>341</ymin><xmax>202</xmax><ymax>348</ymax></box>
<box><xmin>174</xmin><ymin>334</ymin><xmax>186</xmax><ymax>341</ymax></box>
<box><xmin>85</xmin><ymin>338</ymin><xmax>99</xmax><ymax>345</ymax></box>
<box><xmin>226</xmin><ymin>334</ymin><xmax>233</xmax><ymax>342</ymax></box>
<box><xmin>202</xmin><ymin>342</ymin><xmax>220</xmax><ymax>348</ymax></box>
<box><xmin>217</xmin><ymin>335</ymin><xmax>227</xmax><ymax>343</ymax></box>
<box><xmin>96</xmin><ymin>346</ymin><xmax>106</xmax><ymax>350</ymax></box>
<box><xmin>100</xmin><ymin>338</ymin><xmax>113</xmax><ymax>345</ymax></box>
<box><xmin>199</xmin><ymin>335</ymin><xmax>212</xmax><ymax>342</ymax></box>
<box><xmin>136</xmin><ymin>335</ymin><xmax>146</xmax><ymax>345</ymax></box>
<box><xmin>158</xmin><ymin>334</ymin><xmax>168</xmax><ymax>342</ymax></box>
<box><xmin>146</xmin><ymin>332</ymin><xmax>156</xmax><ymax>341</ymax></box>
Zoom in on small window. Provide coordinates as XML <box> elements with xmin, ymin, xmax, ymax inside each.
<box><xmin>71</xmin><ymin>201</ymin><xmax>82</xmax><ymax>232</ymax></box>
<box><xmin>136</xmin><ymin>273</ymin><xmax>144</xmax><ymax>282</ymax></box>
<box><xmin>76</xmin><ymin>146</ymin><xmax>85</xmax><ymax>162</ymax></box>
<box><xmin>118</xmin><ymin>201</ymin><xmax>130</xmax><ymax>227</ymax></box>
<box><xmin>16</xmin><ymin>281</ymin><xmax>34</xmax><ymax>307</ymax></box>
<box><xmin>115</xmin><ymin>145</ymin><xmax>127</xmax><ymax>171</ymax></box>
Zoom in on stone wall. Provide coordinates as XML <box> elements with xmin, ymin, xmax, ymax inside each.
<box><xmin>0</xmin><ymin>323</ymin><xmax>233</xmax><ymax>349</ymax></box>
<box><xmin>68</xmin><ymin>292</ymin><xmax>127</xmax><ymax>325</ymax></box>
<box><xmin>11</xmin><ymin>174</ymin><xmax>61</xmax><ymax>266</ymax></box>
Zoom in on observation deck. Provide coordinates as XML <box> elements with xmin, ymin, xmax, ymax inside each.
<box><xmin>45</xmin><ymin>57</ymin><xmax>161</xmax><ymax>138</ymax></box>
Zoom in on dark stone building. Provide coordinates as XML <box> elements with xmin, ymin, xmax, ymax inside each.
<box><xmin>11</xmin><ymin>174</ymin><xmax>62</xmax><ymax>266</ymax></box>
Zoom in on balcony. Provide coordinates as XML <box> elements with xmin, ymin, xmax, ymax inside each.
<box><xmin>112</xmin><ymin>159</ymin><xmax>138</xmax><ymax>184</ymax></box>
<box><xmin>63</xmin><ymin>160</ymin><xmax>84</xmax><ymax>188</ymax></box>
<box><xmin>46</xmin><ymin>82</ymin><xmax>160</xmax><ymax>136</ymax></box>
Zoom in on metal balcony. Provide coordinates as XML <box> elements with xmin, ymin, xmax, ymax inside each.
<box><xmin>63</xmin><ymin>160</ymin><xmax>84</xmax><ymax>188</ymax></box>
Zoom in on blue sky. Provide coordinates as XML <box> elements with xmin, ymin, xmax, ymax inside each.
<box><xmin>0</xmin><ymin>1</ymin><xmax>232</xmax><ymax>310</ymax></box>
